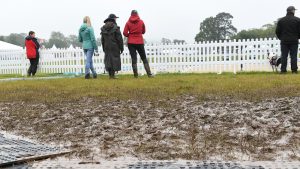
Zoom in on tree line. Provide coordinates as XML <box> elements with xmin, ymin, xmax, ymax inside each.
<box><xmin>0</xmin><ymin>32</ymin><xmax>102</xmax><ymax>49</ymax></box>
<box><xmin>195</xmin><ymin>12</ymin><xmax>277</xmax><ymax>42</ymax></box>
<box><xmin>0</xmin><ymin>12</ymin><xmax>278</xmax><ymax>48</ymax></box>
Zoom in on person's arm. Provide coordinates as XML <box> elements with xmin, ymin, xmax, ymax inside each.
<box><xmin>298</xmin><ymin>19</ymin><xmax>300</xmax><ymax>39</ymax></box>
<box><xmin>142</xmin><ymin>21</ymin><xmax>146</xmax><ymax>34</ymax></box>
<box><xmin>78</xmin><ymin>30</ymin><xmax>83</xmax><ymax>43</ymax></box>
<box><xmin>116</xmin><ymin>27</ymin><xmax>124</xmax><ymax>54</ymax></box>
<box><xmin>33</xmin><ymin>38</ymin><xmax>40</xmax><ymax>49</ymax></box>
<box><xmin>276</xmin><ymin>20</ymin><xmax>281</xmax><ymax>40</ymax></box>
<box><xmin>123</xmin><ymin>23</ymin><xmax>129</xmax><ymax>37</ymax></box>
<box><xmin>90</xmin><ymin>27</ymin><xmax>98</xmax><ymax>51</ymax></box>
<box><xmin>101</xmin><ymin>33</ymin><xmax>105</xmax><ymax>52</ymax></box>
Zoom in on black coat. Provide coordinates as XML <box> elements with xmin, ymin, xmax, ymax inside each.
<box><xmin>101</xmin><ymin>22</ymin><xmax>124</xmax><ymax>71</ymax></box>
<box><xmin>276</xmin><ymin>14</ymin><xmax>300</xmax><ymax>44</ymax></box>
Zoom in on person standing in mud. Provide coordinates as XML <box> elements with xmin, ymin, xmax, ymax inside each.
<box><xmin>276</xmin><ymin>6</ymin><xmax>300</xmax><ymax>74</ymax></box>
<box><xmin>25</xmin><ymin>31</ymin><xmax>40</xmax><ymax>77</ymax></box>
<box><xmin>123</xmin><ymin>10</ymin><xmax>153</xmax><ymax>78</ymax></box>
<box><xmin>79</xmin><ymin>16</ymin><xmax>98</xmax><ymax>79</ymax></box>
<box><xmin>101</xmin><ymin>14</ymin><xmax>124</xmax><ymax>79</ymax></box>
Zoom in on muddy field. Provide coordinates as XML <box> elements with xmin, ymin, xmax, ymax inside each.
<box><xmin>0</xmin><ymin>96</ymin><xmax>299</xmax><ymax>161</ymax></box>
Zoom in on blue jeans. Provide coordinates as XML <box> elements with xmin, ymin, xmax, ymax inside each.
<box><xmin>84</xmin><ymin>49</ymin><xmax>96</xmax><ymax>76</ymax></box>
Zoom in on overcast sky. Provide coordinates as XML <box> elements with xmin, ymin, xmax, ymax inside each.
<box><xmin>1</xmin><ymin>0</ymin><xmax>300</xmax><ymax>42</ymax></box>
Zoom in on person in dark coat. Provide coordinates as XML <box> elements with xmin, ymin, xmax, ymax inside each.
<box><xmin>101</xmin><ymin>14</ymin><xmax>124</xmax><ymax>79</ymax></box>
<box><xmin>123</xmin><ymin>10</ymin><xmax>153</xmax><ymax>78</ymax></box>
<box><xmin>276</xmin><ymin>6</ymin><xmax>300</xmax><ymax>74</ymax></box>
<box><xmin>25</xmin><ymin>31</ymin><xmax>40</xmax><ymax>77</ymax></box>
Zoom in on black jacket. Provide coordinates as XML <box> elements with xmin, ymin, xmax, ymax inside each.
<box><xmin>276</xmin><ymin>13</ymin><xmax>300</xmax><ymax>44</ymax></box>
<box><xmin>101</xmin><ymin>21</ymin><xmax>124</xmax><ymax>71</ymax></box>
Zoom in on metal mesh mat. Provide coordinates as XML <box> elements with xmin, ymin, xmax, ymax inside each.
<box><xmin>0</xmin><ymin>133</ymin><xmax>66</xmax><ymax>167</ymax></box>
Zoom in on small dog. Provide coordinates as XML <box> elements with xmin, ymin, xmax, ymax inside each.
<box><xmin>268</xmin><ymin>52</ymin><xmax>281</xmax><ymax>72</ymax></box>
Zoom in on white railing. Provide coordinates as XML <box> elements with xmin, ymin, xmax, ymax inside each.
<box><xmin>1</xmin><ymin>38</ymin><xmax>299</xmax><ymax>75</ymax></box>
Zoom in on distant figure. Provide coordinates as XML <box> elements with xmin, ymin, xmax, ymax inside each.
<box><xmin>123</xmin><ymin>10</ymin><xmax>153</xmax><ymax>78</ymax></box>
<box><xmin>276</xmin><ymin>6</ymin><xmax>300</xmax><ymax>74</ymax></box>
<box><xmin>101</xmin><ymin>14</ymin><xmax>124</xmax><ymax>79</ymax></box>
<box><xmin>79</xmin><ymin>16</ymin><xmax>98</xmax><ymax>79</ymax></box>
<box><xmin>25</xmin><ymin>31</ymin><xmax>40</xmax><ymax>77</ymax></box>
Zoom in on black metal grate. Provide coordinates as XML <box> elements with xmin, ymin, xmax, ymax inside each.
<box><xmin>0</xmin><ymin>133</ymin><xmax>66</xmax><ymax>167</ymax></box>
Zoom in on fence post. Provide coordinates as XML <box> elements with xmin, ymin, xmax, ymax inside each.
<box><xmin>21</xmin><ymin>49</ymin><xmax>27</xmax><ymax>77</ymax></box>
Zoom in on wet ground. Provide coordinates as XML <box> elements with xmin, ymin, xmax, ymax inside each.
<box><xmin>0</xmin><ymin>96</ymin><xmax>299</xmax><ymax>163</ymax></box>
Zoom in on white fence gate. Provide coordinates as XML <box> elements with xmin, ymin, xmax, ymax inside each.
<box><xmin>0</xmin><ymin>38</ymin><xmax>299</xmax><ymax>75</ymax></box>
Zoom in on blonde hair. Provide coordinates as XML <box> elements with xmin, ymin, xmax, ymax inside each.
<box><xmin>83</xmin><ymin>16</ymin><xmax>92</xmax><ymax>27</ymax></box>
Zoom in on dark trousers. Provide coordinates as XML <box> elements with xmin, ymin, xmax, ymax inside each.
<box><xmin>128</xmin><ymin>44</ymin><xmax>148</xmax><ymax>65</ymax></box>
<box><xmin>281</xmin><ymin>44</ymin><xmax>298</xmax><ymax>72</ymax></box>
<box><xmin>28</xmin><ymin>56</ymin><xmax>39</xmax><ymax>76</ymax></box>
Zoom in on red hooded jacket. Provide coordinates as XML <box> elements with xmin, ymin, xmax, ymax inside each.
<box><xmin>123</xmin><ymin>14</ymin><xmax>146</xmax><ymax>44</ymax></box>
<box><xmin>25</xmin><ymin>36</ymin><xmax>39</xmax><ymax>59</ymax></box>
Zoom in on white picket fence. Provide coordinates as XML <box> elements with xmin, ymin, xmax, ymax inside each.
<box><xmin>0</xmin><ymin>38</ymin><xmax>299</xmax><ymax>75</ymax></box>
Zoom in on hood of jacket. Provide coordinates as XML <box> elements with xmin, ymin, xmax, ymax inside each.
<box><xmin>129</xmin><ymin>14</ymin><xmax>140</xmax><ymax>24</ymax></box>
<box><xmin>79</xmin><ymin>23</ymin><xmax>90</xmax><ymax>33</ymax></box>
<box><xmin>25</xmin><ymin>36</ymin><xmax>36</xmax><ymax>41</ymax></box>
<box><xmin>101</xmin><ymin>21</ymin><xmax>118</xmax><ymax>34</ymax></box>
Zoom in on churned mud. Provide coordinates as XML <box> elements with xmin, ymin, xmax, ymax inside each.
<box><xmin>0</xmin><ymin>96</ymin><xmax>299</xmax><ymax>161</ymax></box>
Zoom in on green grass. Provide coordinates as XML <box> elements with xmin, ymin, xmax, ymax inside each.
<box><xmin>0</xmin><ymin>73</ymin><xmax>300</xmax><ymax>103</ymax></box>
<box><xmin>0</xmin><ymin>73</ymin><xmax>63</xmax><ymax>79</ymax></box>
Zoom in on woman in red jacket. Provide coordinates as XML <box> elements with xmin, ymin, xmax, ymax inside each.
<box><xmin>123</xmin><ymin>10</ymin><xmax>153</xmax><ymax>78</ymax></box>
<box><xmin>25</xmin><ymin>31</ymin><xmax>40</xmax><ymax>77</ymax></box>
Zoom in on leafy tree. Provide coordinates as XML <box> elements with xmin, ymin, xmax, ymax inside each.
<box><xmin>161</xmin><ymin>38</ymin><xmax>172</xmax><ymax>44</ymax></box>
<box><xmin>45</xmin><ymin>31</ymin><xmax>68</xmax><ymax>48</ymax></box>
<box><xmin>0</xmin><ymin>36</ymin><xmax>4</xmax><ymax>41</ymax></box>
<box><xmin>195</xmin><ymin>17</ymin><xmax>216</xmax><ymax>42</ymax></box>
<box><xmin>215</xmin><ymin>13</ymin><xmax>237</xmax><ymax>40</ymax></box>
<box><xmin>0</xmin><ymin>33</ymin><xmax>27</xmax><ymax>47</ymax></box>
<box><xmin>173</xmin><ymin>39</ymin><xmax>186</xmax><ymax>44</ymax></box>
<box><xmin>195</xmin><ymin>13</ymin><xmax>237</xmax><ymax>42</ymax></box>
<box><xmin>232</xmin><ymin>22</ymin><xmax>277</xmax><ymax>40</ymax></box>
<box><xmin>67</xmin><ymin>35</ymin><xmax>81</xmax><ymax>48</ymax></box>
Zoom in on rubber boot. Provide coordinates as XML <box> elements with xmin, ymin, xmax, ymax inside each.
<box><xmin>93</xmin><ymin>73</ymin><xmax>97</xmax><ymax>79</ymax></box>
<box><xmin>85</xmin><ymin>74</ymin><xmax>90</xmax><ymax>79</ymax></box>
<box><xmin>132</xmin><ymin>64</ymin><xmax>138</xmax><ymax>78</ymax></box>
<box><xmin>27</xmin><ymin>69</ymin><xmax>32</xmax><ymax>77</ymax></box>
<box><xmin>109</xmin><ymin>71</ymin><xmax>117</xmax><ymax>79</ymax></box>
<box><xmin>144</xmin><ymin>63</ymin><xmax>154</xmax><ymax>78</ymax></box>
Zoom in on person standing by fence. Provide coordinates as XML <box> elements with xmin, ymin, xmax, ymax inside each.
<box><xmin>101</xmin><ymin>14</ymin><xmax>124</xmax><ymax>79</ymax></box>
<box><xmin>25</xmin><ymin>31</ymin><xmax>40</xmax><ymax>77</ymax></box>
<box><xmin>123</xmin><ymin>10</ymin><xmax>153</xmax><ymax>78</ymax></box>
<box><xmin>276</xmin><ymin>6</ymin><xmax>300</xmax><ymax>74</ymax></box>
<box><xmin>79</xmin><ymin>16</ymin><xmax>98</xmax><ymax>79</ymax></box>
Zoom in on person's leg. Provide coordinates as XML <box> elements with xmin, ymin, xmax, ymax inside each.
<box><xmin>136</xmin><ymin>44</ymin><xmax>153</xmax><ymax>77</ymax></box>
<box><xmin>280</xmin><ymin>44</ymin><xmax>289</xmax><ymax>73</ymax></box>
<box><xmin>107</xmin><ymin>68</ymin><xmax>116</xmax><ymax>79</ymax></box>
<box><xmin>128</xmin><ymin>44</ymin><xmax>138</xmax><ymax>77</ymax></box>
<box><xmin>136</xmin><ymin>44</ymin><xmax>148</xmax><ymax>64</ymax></box>
<box><xmin>290</xmin><ymin>44</ymin><xmax>298</xmax><ymax>73</ymax></box>
<box><xmin>87</xmin><ymin>49</ymin><xmax>97</xmax><ymax>78</ymax></box>
<box><xmin>32</xmin><ymin>55</ymin><xmax>39</xmax><ymax>76</ymax></box>
<box><xmin>84</xmin><ymin>49</ymin><xmax>90</xmax><ymax>79</ymax></box>
<box><xmin>28</xmin><ymin>59</ymin><xmax>34</xmax><ymax>76</ymax></box>
<box><xmin>110</xmin><ymin>70</ymin><xmax>117</xmax><ymax>79</ymax></box>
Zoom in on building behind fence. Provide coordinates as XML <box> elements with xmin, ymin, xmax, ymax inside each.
<box><xmin>1</xmin><ymin>38</ymin><xmax>300</xmax><ymax>75</ymax></box>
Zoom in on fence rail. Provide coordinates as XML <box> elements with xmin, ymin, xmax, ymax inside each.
<box><xmin>1</xmin><ymin>38</ymin><xmax>299</xmax><ymax>75</ymax></box>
